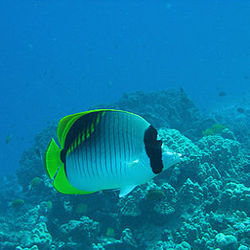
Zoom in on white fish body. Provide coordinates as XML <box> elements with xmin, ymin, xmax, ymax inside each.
<box><xmin>44</xmin><ymin>109</ymin><xmax>181</xmax><ymax>197</ymax></box>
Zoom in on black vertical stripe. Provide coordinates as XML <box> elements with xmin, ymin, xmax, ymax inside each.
<box><xmin>108</xmin><ymin>114</ymin><xmax>113</xmax><ymax>176</ymax></box>
<box><xmin>78</xmin><ymin>142</ymin><xmax>83</xmax><ymax>177</ymax></box>
<box><xmin>126</xmin><ymin>115</ymin><xmax>132</xmax><ymax>161</ymax></box>
<box><xmin>121</xmin><ymin>115</ymin><xmax>126</xmax><ymax>170</ymax></box>
<box><xmin>122</xmin><ymin>115</ymin><xmax>126</xmax><ymax>162</ymax></box>
<box><xmin>122</xmin><ymin>113</ymin><xmax>127</xmax><ymax>178</ymax></box>
<box><xmin>93</xmin><ymin>129</ymin><xmax>99</xmax><ymax>178</ymax></box>
<box><xmin>80</xmin><ymin>146</ymin><xmax>86</xmax><ymax>179</ymax></box>
<box><xmin>72</xmin><ymin>150</ymin><xmax>78</xmax><ymax>178</ymax></box>
<box><xmin>105</xmin><ymin>113</ymin><xmax>110</xmax><ymax>176</ymax></box>
<box><xmin>98</xmin><ymin>124</ymin><xmax>104</xmax><ymax>178</ymax></box>
<box><xmin>122</xmin><ymin>114</ymin><xmax>126</xmax><ymax>177</ymax></box>
<box><xmin>85</xmin><ymin>140</ymin><xmax>91</xmax><ymax>179</ymax></box>
<box><xmin>77</xmin><ymin>135</ymin><xmax>83</xmax><ymax>179</ymax></box>
<box><xmin>130</xmin><ymin>115</ymin><xmax>135</xmax><ymax>159</ymax></box>
<box><xmin>97</xmin><ymin>117</ymin><xmax>104</xmax><ymax>178</ymax></box>
<box><xmin>125</xmin><ymin>114</ymin><xmax>130</xmax><ymax>162</ymax></box>
<box><xmin>71</xmin><ymin>151</ymin><xmax>75</xmax><ymax>176</ymax></box>
<box><xmin>117</xmin><ymin>113</ymin><xmax>122</xmax><ymax>178</ymax></box>
<box><xmin>84</xmin><ymin>144</ymin><xmax>89</xmax><ymax>178</ymax></box>
<box><xmin>76</xmin><ymin>148</ymin><xmax>80</xmax><ymax>177</ymax></box>
<box><xmin>78</xmin><ymin>148</ymin><xmax>82</xmax><ymax>177</ymax></box>
<box><xmin>88</xmin><ymin>132</ymin><xmax>93</xmax><ymax>179</ymax></box>
<box><xmin>103</xmin><ymin>114</ymin><xmax>108</xmax><ymax>176</ymax></box>
<box><xmin>132</xmin><ymin>117</ymin><xmax>136</xmax><ymax>157</ymax></box>
<box><xmin>133</xmin><ymin>117</ymin><xmax>136</xmax><ymax>156</ymax></box>
<box><xmin>113</xmin><ymin>112</ymin><xmax>117</xmax><ymax>177</ymax></box>
<box><xmin>79</xmin><ymin>131</ymin><xmax>87</xmax><ymax>180</ymax></box>
<box><xmin>122</xmin><ymin>114</ymin><xmax>129</xmax><ymax>178</ymax></box>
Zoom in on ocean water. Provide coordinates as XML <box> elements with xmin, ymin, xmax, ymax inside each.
<box><xmin>0</xmin><ymin>1</ymin><xmax>249</xmax><ymax>249</ymax></box>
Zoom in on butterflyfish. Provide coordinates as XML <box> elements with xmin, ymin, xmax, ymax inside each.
<box><xmin>44</xmin><ymin>109</ymin><xmax>181</xmax><ymax>197</ymax></box>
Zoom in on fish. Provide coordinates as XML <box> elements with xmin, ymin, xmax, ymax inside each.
<box><xmin>218</xmin><ymin>91</ymin><xmax>227</xmax><ymax>97</ymax></box>
<box><xmin>237</xmin><ymin>107</ymin><xmax>245</xmax><ymax>114</ymax></box>
<box><xmin>44</xmin><ymin>109</ymin><xmax>181</xmax><ymax>197</ymax></box>
<box><xmin>5</xmin><ymin>134</ymin><xmax>12</xmax><ymax>144</ymax></box>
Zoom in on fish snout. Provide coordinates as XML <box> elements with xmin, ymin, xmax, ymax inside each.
<box><xmin>162</xmin><ymin>151</ymin><xmax>182</xmax><ymax>169</ymax></box>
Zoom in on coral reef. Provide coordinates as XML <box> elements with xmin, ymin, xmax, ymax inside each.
<box><xmin>1</xmin><ymin>90</ymin><xmax>249</xmax><ymax>249</ymax></box>
<box><xmin>209</xmin><ymin>102</ymin><xmax>250</xmax><ymax>153</ymax></box>
<box><xmin>94</xmin><ymin>89</ymin><xmax>213</xmax><ymax>140</ymax></box>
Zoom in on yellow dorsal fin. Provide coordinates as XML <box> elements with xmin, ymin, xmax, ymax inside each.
<box><xmin>57</xmin><ymin>109</ymin><xmax>141</xmax><ymax>147</ymax></box>
<box><xmin>57</xmin><ymin>112</ymin><xmax>87</xmax><ymax>147</ymax></box>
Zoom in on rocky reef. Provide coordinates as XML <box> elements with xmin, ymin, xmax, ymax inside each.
<box><xmin>208</xmin><ymin>94</ymin><xmax>250</xmax><ymax>154</ymax></box>
<box><xmin>1</xmin><ymin>89</ymin><xmax>249</xmax><ymax>249</ymax></box>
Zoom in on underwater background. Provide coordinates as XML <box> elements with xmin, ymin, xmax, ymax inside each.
<box><xmin>0</xmin><ymin>0</ymin><xmax>249</xmax><ymax>249</ymax></box>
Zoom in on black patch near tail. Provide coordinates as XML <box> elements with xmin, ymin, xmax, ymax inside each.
<box><xmin>144</xmin><ymin>125</ymin><xmax>163</xmax><ymax>174</ymax></box>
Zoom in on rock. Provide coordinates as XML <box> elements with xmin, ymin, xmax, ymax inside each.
<box><xmin>221</xmin><ymin>182</ymin><xmax>250</xmax><ymax>215</ymax></box>
<box><xmin>109</xmin><ymin>89</ymin><xmax>202</xmax><ymax>138</ymax></box>
<box><xmin>221</xmin><ymin>128</ymin><xmax>236</xmax><ymax>140</ymax></box>
<box><xmin>158</xmin><ymin>129</ymin><xmax>201</xmax><ymax>156</ymax></box>
<box><xmin>238</xmin><ymin>245</ymin><xmax>249</xmax><ymax>250</ymax></box>
<box><xmin>149</xmin><ymin>240</ymin><xmax>175</xmax><ymax>250</ymax></box>
<box><xmin>215</xmin><ymin>233</ymin><xmax>238</xmax><ymax>250</ymax></box>
<box><xmin>16</xmin><ymin>245</ymin><xmax>39</xmax><ymax>250</ymax></box>
<box><xmin>121</xmin><ymin>228</ymin><xmax>137</xmax><ymax>248</ymax></box>
<box><xmin>17</xmin><ymin>123</ymin><xmax>57</xmax><ymax>189</ymax></box>
<box><xmin>32</xmin><ymin>222</ymin><xmax>52</xmax><ymax>246</ymax></box>
<box><xmin>177</xmin><ymin>178</ymin><xmax>203</xmax><ymax>206</ymax></box>
<box><xmin>153</xmin><ymin>201</ymin><xmax>175</xmax><ymax>216</ymax></box>
<box><xmin>176</xmin><ymin>241</ymin><xmax>192</xmax><ymax>250</ymax></box>
<box><xmin>60</xmin><ymin>216</ymin><xmax>100</xmax><ymax>242</ymax></box>
<box><xmin>118</xmin><ymin>194</ymin><xmax>142</xmax><ymax>217</ymax></box>
<box><xmin>197</xmin><ymin>135</ymin><xmax>247</xmax><ymax>178</ymax></box>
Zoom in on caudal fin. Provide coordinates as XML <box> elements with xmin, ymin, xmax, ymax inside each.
<box><xmin>44</xmin><ymin>138</ymin><xmax>62</xmax><ymax>179</ymax></box>
<box><xmin>44</xmin><ymin>138</ymin><xmax>94</xmax><ymax>195</ymax></box>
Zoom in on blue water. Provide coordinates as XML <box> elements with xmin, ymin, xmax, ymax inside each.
<box><xmin>1</xmin><ymin>0</ymin><xmax>250</xmax><ymax>176</ymax></box>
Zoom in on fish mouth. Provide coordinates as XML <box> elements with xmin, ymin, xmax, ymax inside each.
<box><xmin>162</xmin><ymin>151</ymin><xmax>182</xmax><ymax>169</ymax></box>
<box><xmin>178</xmin><ymin>153</ymin><xmax>183</xmax><ymax>159</ymax></box>
<box><xmin>175</xmin><ymin>152</ymin><xmax>182</xmax><ymax>163</ymax></box>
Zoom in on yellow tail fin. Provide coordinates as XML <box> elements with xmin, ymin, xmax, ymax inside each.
<box><xmin>44</xmin><ymin>138</ymin><xmax>94</xmax><ymax>195</ymax></box>
<box><xmin>44</xmin><ymin>138</ymin><xmax>62</xmax><ymax>179</ymax></box>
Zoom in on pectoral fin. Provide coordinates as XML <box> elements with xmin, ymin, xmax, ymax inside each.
<box><xmin>127</xmin><ymin>159</ymin><xmax>139</xmax><ymax>167</ymax></box>
<box><xmin>119</xmin><ymin>185</ymin><xmax>137</xmax><ymax>197</ymax></box>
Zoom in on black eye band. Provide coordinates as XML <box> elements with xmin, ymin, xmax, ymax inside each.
<box><xmin>144</xmin><ymin>125</ymin><xmax>163</xmax><ymax>174</ymax></box>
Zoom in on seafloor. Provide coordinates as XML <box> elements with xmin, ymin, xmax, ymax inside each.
<box><xmin>0</xmin><ymin>89</ymin><xmax>249</xmax><ymax>250</ymax></box>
